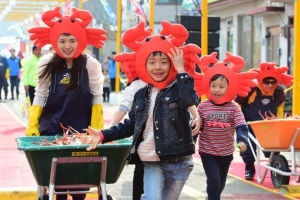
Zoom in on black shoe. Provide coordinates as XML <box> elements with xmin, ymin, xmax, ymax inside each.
<box><xmin>245</xmin><ymin>170</ymin><xmax>254</xmax><ymax>180</ymax></box>
<box><xmin>10</xmin><ymin>97</ymin><xmax>14</xmax><ymax>100</ymax></box>
<box><xmin>245</xmin><ymin>162</ymin><xmax>255</xmax><ymax>180</ymax></box>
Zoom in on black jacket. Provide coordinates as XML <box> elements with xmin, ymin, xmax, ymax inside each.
<box><xmin>102</xmin><ymin>73</ymin><xmax>199</xmax><ymax>164</ymax></box>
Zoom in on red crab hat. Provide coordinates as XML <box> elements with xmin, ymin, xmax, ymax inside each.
<box><xmin>251</xmin><ymin>62</ymin><xmax>294</xmax><ymax>93</ymax></box>
<box><xmin>192</xmin><ymin>52</ymin><xmax>258</xmax><ymax>104</ymax></box>
<box><xmin>28</xmin><ymin>7</ymin><xmax>107</xmax><ymax>58</ymax></box>
<box><xmin>114</xmin><ymin>21</ymin><xmax>202</xmax><ymax>88</ymax></box>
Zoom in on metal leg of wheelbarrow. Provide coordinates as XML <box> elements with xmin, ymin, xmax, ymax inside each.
<box><xmin>48</xmin><ymin>156</ymin><xmax>108</xmax><ymax>200</ymax></box>
<box><xmin>248</xmin><ymin>133</ymin><xmax>275</xmax><ymax>183</ymax></box>
<box><xmin>37</xmin><ymin>185</ymin><xmax>47</xmax><ymax>197</ymax></box>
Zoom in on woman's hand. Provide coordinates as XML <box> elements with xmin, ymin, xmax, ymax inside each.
<box><xmin>85</xmin><ymin>126</ymin><xmax>103</xmax><ymax>151</ymax></box>
<box><xmin>168</xmin><ymin>47</ymin><xmax>185</xmax><ymax>74</ymax></box>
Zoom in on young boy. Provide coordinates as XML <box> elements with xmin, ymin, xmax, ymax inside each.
<box><xmin>235</xmin><ymin>62</ymin><xmax>294</xmax><ymax>180</ymax></box>
<box><xmin>87</xmin><ymin>47</ymin><xmax>198</xmax><ymax>200</ymax></box>
<box><xmin>198</xmin><ymin>74</ymin><xmax>248</xmax><ymax>200</ymax></box>
<box><xmin>191</xmin><ymin>52</ymin><xmax>260</xmax><ymax>200</ymax></box>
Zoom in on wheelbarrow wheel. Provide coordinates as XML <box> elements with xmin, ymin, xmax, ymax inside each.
<box><xmin>38</xmin><ymin>195</ymin><xmax>49</xmax><ymax>200</ymax></box>
<box><xmin>270</xmin><ymin>154</ymin><xmax>290</xmax><ymax>188</ymax></box>
<box><xmin>99</xmin><ymin>194</ymin><xmax>113</xmax><ymax>200</ymax></box>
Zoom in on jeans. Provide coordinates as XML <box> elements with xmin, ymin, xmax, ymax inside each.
<box><xmin>200</xmin><ymin>153</ymin><xmax>233</xmax><ymax>200</ymax></box>
<box><xmin>9</xmin><ymin>76</ymin><xmax>19</xmax><ymax>98</ymax></box>
<box><xmin>141</xmin><ymin>155</ymin><xmax>193</xmax><ymax>200</ymax></box>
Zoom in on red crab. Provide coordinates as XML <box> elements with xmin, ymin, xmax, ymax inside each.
<box><xmin>114</xmin><ymin>21</ymin><xmax>201</xmax><ymax>88</ymax></box>
<box><xmin>251</xmin><ymin>62</ymin><xmax>293</xmax><ymax>93</ymax></box>
<box><xmin>192</xmin><ymin>52</ymin><xmax>259</xmax><ymax>104</ymax></box>
<box><xmin>28</xmin><ymin>7</ymin><xmax>107</xmax><ymax>58</ymax></box>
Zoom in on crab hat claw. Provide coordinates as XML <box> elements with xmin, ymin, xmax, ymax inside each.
<box><xmin>28</xmin><ymin>6</ymin><xmax>107</xmax><ymax>58</ymax></box>
<box><xmin>118</xmin><ymin>21</ymin><xmax>201</xmax><ymax>89</ymax></box>
<box><xmin>197</xmin><ymin>52</ymin><xmax>258</xmax><ymax>104</ymax></box>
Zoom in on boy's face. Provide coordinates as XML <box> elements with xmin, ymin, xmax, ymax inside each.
<box><xmin>10</xmin><ymin>49</ymin><xmax>15</xmax><ymax>56</ymax></box>
<box><xmin>146</xmin><ymin>52</ymin><xmax>171</xmax><ymax>83</ymax></box>
<box><xmin>209</xmin><ymin>76</ymin><xmax>229</xmax><ymax>99</ymax></box>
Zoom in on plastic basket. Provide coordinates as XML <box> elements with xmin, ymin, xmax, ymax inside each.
<box><xmin>248</xmin><ymin>119</ymin><xmax>300</xmax><ymax>150</ymax></box>
<box><xmin>16</xmin><ymin>136</ymin><xmax>132</xmax><ymax>186</ymax></box>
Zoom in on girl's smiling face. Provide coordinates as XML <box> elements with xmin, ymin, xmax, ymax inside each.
<box><xmin>209</xmin><ymin>75</ymin><xmax>229</xmax><ymax>99</ymax></box>
<box><xmin>57</xmin><ymin>34</ymin><xmax>78</xmax><ymax>58</ymax></box>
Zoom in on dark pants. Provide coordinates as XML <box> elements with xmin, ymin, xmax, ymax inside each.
<box><xmin>110</xmin><ymin>78</ymin><xmax>115</xmax><ymax>92</ymax></box>
<box><xmin>28</xmin><ymin>85</ymin><xmax>35</xmax><ymax>105</ymax></box>
<box><xmin>133</xmin><ymin>162</ymin><xmax>144</xmax><ymax>200</ymax></box>
<box><xmin>9</xmin><ymin>76</ymin><xmax>19</xmax><ymax>99</ymax></box>
<box><xmin>200</xmin><ymin>153</ymin><xmax>233</xmax><ymax>200</ymax></box>
<box><xmin>0</xmin><ymin>84</ymin><xmax>8</xmax><ymax>100</ymax></box>
<box><xmin>240</xmin><ymin>126</ymin><xmax>279</xmax><ymax>164</ymax></box>
<box><xmin>103</xmin><ymin>87</ymin><xmax>110</xmax><ymax>102</ymax></box>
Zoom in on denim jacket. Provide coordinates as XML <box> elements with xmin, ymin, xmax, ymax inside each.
<box><xmin>102</xmin><ymin>73</ymin><xmax>199</xmax><ymax>164</ymax></box>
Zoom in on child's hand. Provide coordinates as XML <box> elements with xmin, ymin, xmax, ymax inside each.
<box><xmin>191</xmin><ymin>116</ymin><xmax>201</xmax><ymax>136</ymax></box>
<box><xmin>237</xmin><ymin>142</ymin><xmax>247</xmax><ymax>152</ymax></box>
<box><xmin>84</xmin><ymin>126</ymin><xmax>103</xmax><ymax>151</ymax></box>
<box><xmin>168</xmin><ymin>47</ymin><xmax>185</xmax><ymax>73</ymax></box>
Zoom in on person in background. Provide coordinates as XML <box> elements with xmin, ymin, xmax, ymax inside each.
<box><xmin>235</xmin><ymin>62</ymin><xmax>294</xmax><ymax>180</ymax></box>
<box><xmin>0</xmin><ymin>50</ymin><xmax>9</xmax><ymax>102</ymax></box>
<box><xmin>108</xmin><ymin>51</ymin><xmax>116</xmax><ymax>92</ymax></box>
<box><xmin>22</xmin><ymin>46</ymin><xmax>41</xmax><ymax>104</ymax></box>
<box><xmin>101</xmin><ymin>56</ymin><xmax>110</xmax><ymax>72</ymax></box>
<box><xmin>7</xmin><ymin>49</ymin><xmax>21</xmax><ymax>100</ymax></box>
<box><xmin>102</xmin><ymin>68</ymin><xmax>110</xmax><ymax>103</ymax></box>
<box><xmin>25</xmin><ymin>6</ymin><xmax>107</xmax><ymax>200</ymax></box>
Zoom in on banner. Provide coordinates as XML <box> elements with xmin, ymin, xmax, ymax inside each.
<box><xmin>129</xmin><ymin>0</ymin><xmax>146</xmax><ymax>21</ymax></box>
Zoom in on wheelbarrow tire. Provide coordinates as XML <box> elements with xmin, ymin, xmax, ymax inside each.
<box><xmin>270</xmin><ymin>154</ymin><xmax>290</xmax><ymax>188</ymax></box>
<box><xmin>38</xmin><ymin>195</ymin><xmax>49</xmax><ymax>200</ymax></box>
<box><xmin>99</xmin><ymin>194</ymin><xmax>113</xmax><ymax>200</ymax></box>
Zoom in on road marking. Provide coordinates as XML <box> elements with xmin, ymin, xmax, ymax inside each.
<box><xmin>182</xmin><ymin>184</ymin><xmax>206</xmax><ymax>199</ymax></box>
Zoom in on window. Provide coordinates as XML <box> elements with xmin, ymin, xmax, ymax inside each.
<box><xmin>239</xmin><ymin>15</ymin><xmax>262</xmax><ymax>71</ymax></box>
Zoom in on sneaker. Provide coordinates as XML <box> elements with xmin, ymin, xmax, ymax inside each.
<box><xmin>10</xmin><ymin>97</ymin><xmax>14</xmax><ymax>100</ymax></box>
<box><xmin>245</xmin><ymin>162</ymin><xmax>255</xmax><ymax>180</ymax></box>
<box><xmin>245</xmin><ymin>170</ymin><xmax>255</xmax><ymax>180</ymax></box>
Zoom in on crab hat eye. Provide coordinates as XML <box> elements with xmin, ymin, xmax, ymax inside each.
<box><xmin>146</xmin><ymin>37</ymin><xmax>151</xmax><ymax>42</ymax></box>
<box><xmin>71</xmin><ymin>18</ymin><xmax>75</xmax><ymax>23</ymax></box>
<box><xmin>209</xmin><ymin>63</ymin><xmax>214</xmax><ymax>68</ymax></box>
<box><xmin>58</xmin><ymin>19</ymin><xmax>62</xmax><ymax>23</ymax></box>
<box><xmin>160</xmin><ymin>36</ymin><xmax>166</xmax><ymax>40</ymax></box>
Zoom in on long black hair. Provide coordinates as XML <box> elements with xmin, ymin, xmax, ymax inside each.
<box><xmin>38</xmin><ymin>53</ymin><xmax>85</xmax><ymax>92</ymax></box>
